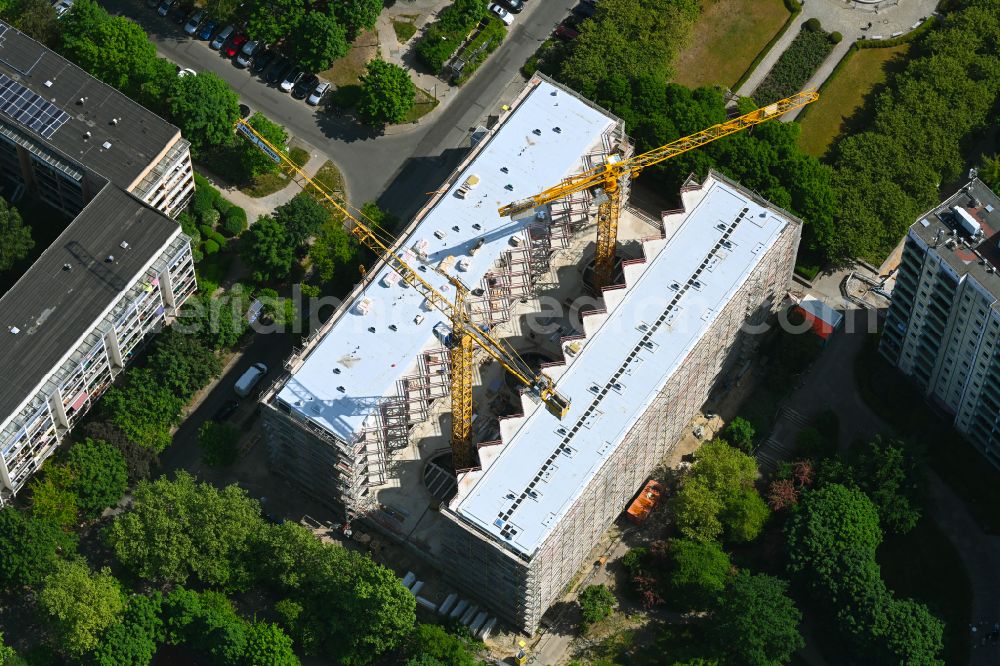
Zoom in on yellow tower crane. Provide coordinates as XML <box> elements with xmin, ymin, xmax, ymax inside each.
<box><xmin>499</xmin><ymin>91</ymin><xmax>819</xmax><ymax>288</ymax></box>
<box><xmin>234</xmin><ymin>119</ymin><xmax>569</xmax><ymax>471</ymax></box>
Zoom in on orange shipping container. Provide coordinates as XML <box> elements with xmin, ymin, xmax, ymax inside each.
<box><xmin>626</xmin><ymin>480</ymin><xmax>662</xmax><ymax>524</ymax></box>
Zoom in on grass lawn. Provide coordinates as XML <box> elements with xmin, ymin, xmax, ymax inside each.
<box><xmin>288</xmin><ymin>146</ymin><xmax>309</xmax><ymax>168</ymax></box>
<box><xmin>402</xmin><ymin>87</ymin><xmax>439</xmax><ymax>123</ymax></box>
<box><xmin>242</xmin><ymin>170</ymin><xmax>291</xmax><ymax>198</ymax></box>
<box><xmin>878</xmin><ymin>517</ymin><xmax>972</xmax><ymax>666</ymax></box>
<box><xmin>797</xmin><ymin>44</ymin><xmax>911</xmax><ymax>157</ymax></box>
<box><xmin>392</xmin><ymin>19</ymin><xmax>417</xmax><ymax>43</ymax></box>
<box><xmin>305</xmin><ymin>160</ymin><xmax>347</xmax><ymax>219</ymax></box>
<box><xmin>320</xmin><ymin>29</ymin><xmax>378</xmax><ymax>87</ymax></box>
<box><xmin>674</xmin><ymin>0</ymin><xmax>790</xmax><ymax>89</ymax></box>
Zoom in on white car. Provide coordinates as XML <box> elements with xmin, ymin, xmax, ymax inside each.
<box><xmin>307</xmin><ymin>81</ymin><xmax>330</xmax><ymax>106</ymax></box>
<box><xmin>177</xmin><ymin>67</ymin><xmax>196</xmax><ymax>78</ymax></box>
<box><xmin>54</xmin><ymin>0</ymin><xmax>73</xmax><ymax>17</ymax></box>
<box><xmin>235</xmin><ymin>40</ymin><xmax>259</xmax><ymax>68</ymax></box>
<box><xmin>489</xmin><ymin>3</ymin><xmax>514</xmax><ymax>25</ymax></box>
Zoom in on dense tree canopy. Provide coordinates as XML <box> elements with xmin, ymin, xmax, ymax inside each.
<box><xmin>406</xmin><ymin>624</ymin><xmax>481</xmax><ymax>666</ymax></box>
<box><xmin>706</xmin><ymin>571</ymin><xmax>804</xmax><ymax>666</ymax></box>
<box><xmin>179</xmin><ymin>291</ymin><xmax>251</xmax><ymax>351</ymax></box>
<box><xmin>247</xmin><ymin>0</ymin><xmax>305</xmax><ymax>45</ymax></box>
<box><xmin>167</xmin><ymin>73</ymin><xmax>240</xmax><ymax>155</ymax></box>
<box><xmin>673</xmin><ymin>440</ymin><xmax>769</xmax><ymax>543</ymax></box>
<box><xmin>239</xmin><ymin>113</ymin><xmax>288</xmax><ymax>179</ymax></box>
<box><xmin>198</xmin><ymin>420</ymin><xmax>241</xmax><ymax>467</ymax></box>
<box><xmin>666</xmin><ymin>539</ymin><xmax>731</xmax><ymax>610</ymax></box>
<box><xmin>107</xmin><ymin>472</ymin><xmax>265</xmax><ymax>590</ymax></box>
<box><xmin>274</xmin><ymin>193</ymin><xmax>330</xmax><ymax>248</ymax></box>
<box><xmin>255</xmin><ymin>521</ymin><xmax>416</xmax><ymax>664</ymax></box>
<box><xmin>578</xmin><ymin>584</ymin><xmax>616</xmax><ymax>629</ymax></box>
<box><xmin>101</xmin><ymin>368</ymin><xmax>184</xmax><ymax>453</ymax></box>
<box><xmin>0</xmin><ymin>507</ymin><xmax>76</xmax><ymax>591</ymax></box>
<box><xmin>722</xmin><ymin>417</ymin><xmax>756</xmax><ymax>454</ymax></box>
<box><xmin>0</xmin><ymin>0</ymin><xmax>58</xmax><ymax>45</ymax></box>
<box><xmin>39</xmin><ymin>560</ymin><xmax>125</xmax><ymax>658</ymax></box>
<box><xmin>333</xmin><ymin>0</ymin><xmax>382</xmax><ymax>39</ymax></box>
<box><xmin>849</xmin><ymin>436</ymin><xmax>924</xmax><ymax>535</ymax></box>
<box><xmin>559</xmin><ymin>0</ymin><xmax>700</xmax><ymax>93</ymax></box>
<box><xmin>357</xmin><ymin>59</ymin><xmax>416</xmax><ymax>126</ymax></box>
<box><xmin>309</xmin><ymin>219</ymin><xmax>356</xmax><ymax>282</ymax></box>
<box><xmin>290</xmin><ymin>12</ymin><xmax>348</xmax><ymax>73</ymax></box>
<box><xmin>64</xmin><ymin>439</ymin><xmax>128</xmax><ymax>518</ymax></box>
<box><xmin>242</xmin><ymin>216</ymin><xmax>296</xmax><ymax>283</ymax></box>
<box><xmin>0</xmin><ymin>197</ymin><xmax>32</xmax><ymax>273</ymax></box>
<box><xmin>147</xmin><ymin>328</ymin><xmax>223</xmax><ymax>401</ymax></box>
<box><xmin>86</xmin><ymin>593</ymin><xmax>164</xmax><ymax>666</ymax></box>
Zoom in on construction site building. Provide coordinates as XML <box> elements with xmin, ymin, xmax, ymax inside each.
<box><xmin>880</xmin><ymin>178</ymin><xmax>1000</xmax><ymax>467</ymax></box>
<box><xmin>259</xmin><ymin>76</ymin><xmax>801</xmax><ymax>631</ymax></box>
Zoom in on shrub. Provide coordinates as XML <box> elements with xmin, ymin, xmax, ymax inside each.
<box><xmin>578</xmin><ymin>584</ymin><xmax>615</xmax><ymax>630</ymax></box>
<box><xmin>222</xmin><ymin>207</ymin><xmax>248</xmax><ymax>237</ymax></box>
<box><xmin>207</xmin><ymin>229</ymin><xmax>227</xmax><ymax>247</ymax></box>
<box><xmin>414</xmin><ymin>0</ymin><xmax>487</xmax><ymax>71</ymax></box>
<box><xmin>198</xmin><ymin>224</ymin><xmax>214</xmax><ymax>239</ymax></box>
<box><xmin>200</xmin><ymin>208</ymin><xmax>221</xmax><ymax>228</ymax></box>
<box><xmin>804</xmin><ymin>17</ymin><xmax>821</xmax><ymax>32</ymax></box>
<box><xmin>214</xmin><ymin>197</ymin><xmax>233</xmax><ymax>216</ymax></box>
<box><xmin>830</xmin><ymin>31</ymin><xmax>843</xmax><ymax>44</ymax></box>
<box><xmin>192</xmin><ymin>173</ymin><xmax>221</xmax><ymax>217</ymax></box>
<box><xmin>203</xmin><ymin>239</ymin><xmax>220</xmax><ymax>256</ymax></box>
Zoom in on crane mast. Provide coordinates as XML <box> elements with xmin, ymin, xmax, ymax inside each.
<box><xmin>234</xmin><ymin>119</ymin><xmax>569</xmax><ymax>470</ymax></box>
<box><xmin>499</xmin><ymin>91</ymin><xmax>819</xmax><ymax>288</ymax></box>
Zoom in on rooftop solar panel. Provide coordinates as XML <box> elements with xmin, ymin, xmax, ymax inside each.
<box><xmin>0</xmin><ymin>73</ymin><xmax>69</xmax><ymax>139</ymax></box>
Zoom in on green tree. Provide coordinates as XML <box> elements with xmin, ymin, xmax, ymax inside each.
<box><xmin>101</xmin><ymin>367</ymin><xmax>184</xmax><ymax>452</ymax></box>
<box><xmin>559</xmin><ymin>0</ymin><xmax>700</xmax><ymax>95</ymax></box>
<box><xmin>39</xmin><ymin>560</ymin><xmax>126</xmax><ymax>658</ymax></box>
<box><xmin>247</xmin><ymin>0</ymin><xmax>305</xmax><ymax>45</ymax></box>
<box><xmin>850</xmin><ymin>435</ymin><xmax>923</xmax><ymax>534</ymax></box>
<box><xmin>65</xmin><ymin>439</ymin><xmax>128</xmax><ymax>517</ymax></box>
<box><xmin>275</xmin><ymin>193</ymin><xmax>330</xmax><ymax>248</ymax></box>
<box><xmin>106</xmin><ymin>472</ymin><xmax>266</xmax><ymax>590</ymax></box>
<box><xmin>29</xmin><ymin>464</ymin><xmax>78</xmax><ymax>528</ymax></box>
<box><xmin>578</xmin><ymin>584</ymin><xmax>616</xmax><ymax>630</ymax></box>
<box><xmin>0</xmin><ymin>632</ymin><xmax>19</xmax><ymax>666</ymax></box>
<box><xmin>59</xmin><ymin>1</ymin><xmax>160</xmax><ymax>97</ymax></box>
<box><xmin>87</xmin><ymin>593</ymin><xmax>164</xmax><ymax>666</ymax></box>
<box><xmin>81</xmin><ymin>420</ymin><xmax>158</xmax><ymax>483</ymax></box>
<box><xmin>147</xmin><ymin>327</ymin><xmax>222</xmax><ymax>400</ymax></box>
<box><xmin>3</xmin><ymin>0</ymin><xmax>57</xmax><ymax>45</ymax></box>
<box><xmin>309</xmin><ymin>219</ymin><xmax>356</xmax><ymax>281</ymax></box>
<box><xmin>357</xmin><ymin>59</ymin><xmax>416</xmax><ymax>126</ymax></box>
<box><xmin>980</xmin><ymin>153</ymin><xmax>1000</xmax><ymax>188</ymax></box>
<box><xmin>242</xmin><ymin>216</ymin><xmax>296</xmax><ymax>283</ymax></box>
<box><xmin>666</xmin><ymin>539</ymin><xmax>731</xmax><ymax>610</ymax></box>
<box><xmin>333</xmin><ymin>0</ymin><xmax>382</xmax><ymax>38</ymax></box>
<box><xmin>244</xmin><ymin>621</ymin><xmax>300</xmax><ymax>666</ymax></box>
<box><xmin>137</xmin><ymin>56</ymin><xmax>178</xmax><ymax>116</ymax></box>
<box><xmin>877</xmin><ymin>598</ymin><xmax>944</xmax><ymax>665</ymax></box>
<box><xmin>785</xmin><ymin>484</ymin><xmax>882</xmax><ymax>599</ymax></box>
<box><xmin>706</xmin><ymin>571</ymin><xmax>804</xmax><ymax>666</ymax></box>
<box><xmin>254</xmin><ymin>521</ymin><xmax>416</xmax><ymax>663</ymax></box>
<box><xmin>0</xmin><ymin>197</ymin><xmax>32</xmax><ymax>272</ymax></box>
<box><xmin>673</xmin><ymin>440</ymin><xmax>769</xmax><ymax>543</ymax></box>
<box><xmin>198</xmin><ymin>420</ymin><xmax>241</xmax><ymax>467</ymax></box>
<box><xmin>167</xmin><ymin>73</ymin><xmax>240</xmax><ymax>155</ymax></box>
<box><xmin>204</xmin><ymin>0</ymin><xmax>242</xmax><ymax>22</ymax></box>
<box><xmin>178</xmin><ymin>290</ymin><xmax>251</xmax><ymax>351</ymax></box>
<box><xmin>407</xmin><ymin>624</ymin><xmax>480</xmax><ymax>666</ymax></box>
<box><xmin>239</xmin><ymin>113</ymin><xmax>288</xmax><ymax>179</ymax></box>
<box><xmin>290</xmin><ymin>12</ymin><xmax>348</xmax><ymax>73</ymax></box>
<box><xmin>0</xmin><ymin>507</ymin><xmax>77</xmax><ymax>591</ymax></box>
<box><xmin>722</xmin><ymin>417</ymin><xmax>755</xmax><ymax>453</ymax></box>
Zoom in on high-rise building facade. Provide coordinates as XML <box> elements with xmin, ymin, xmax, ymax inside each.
<box><xmin>880</xmin><ymin>178</ymin><xmax>1000</xmax><ymax>465</ymax></box>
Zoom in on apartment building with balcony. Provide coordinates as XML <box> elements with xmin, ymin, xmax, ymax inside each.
<box><xmin>881</xmin><ymin>178</ymin><xmax>1000</xmax><ymax>467</ymax></box>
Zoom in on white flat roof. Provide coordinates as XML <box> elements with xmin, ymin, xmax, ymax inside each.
<box><xmin>451</xmin><ymin>176</ymin><xmax>796</xmax><ymax>556</ymax></box>
<box><xmin>276</xmin><ymin>79</ymin><xmax>617</xmax><ymax>441</ymax></box>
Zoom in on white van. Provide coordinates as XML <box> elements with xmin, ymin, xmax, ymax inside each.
<box><xmin>234</xmin><ymin>362</ymin><xmax>268</xmax><ymax>398</ymax></box>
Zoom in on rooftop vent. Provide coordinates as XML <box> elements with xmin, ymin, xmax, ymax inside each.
<box><xmin>504</xmin><ymin>184</ymin><xmax>513</xmax><ymax>191</ymax></box>
<box><xmin>8</xmin><ymin>326</ymin><xmax>19</xmax><ymax>335</ymax></box>
<box><xmin>119</xmin><ymin>241</ymin><xmax>129</xmax><ymax>250</ymax></box>
<box><xmin>43</xmin><ymin>80</ymin><xmax>52</xmax><ymax>88</ymax></box>
<box><xmin>102</xmin><ymin>141</ymin><xmax>112</xmax><ymax>150</ymax></box>
<box><xmin>333</xmin><ymin>368</ymin><xmax>341</xmax><ymax>374</ymax></box>
<box><xmin>110</xmin><ymin>117</ymin><xmax>120</xmax><ymax>126</ymax></box>
<box><xmin>62</xmin><ymin>263</ymin><xmax>71</xmax><ymax>271</ymax></box>
<box><xmin>336</xmin><ymin>386</ymin><xmax>345</xmax><ymax>393</ymax></box>
<box><xmin>472</xmin><ymin>223</ymin><xmax>482</xmax><ymax>230</ymax></box>
<box><xmin>500</xmin><ymin>166</ymin><xmax>508</xmax><ymax>174</ymax></box>
<box><xmin>532</xmin><ymin>128</ymin><xmax>542</xmax><ymax>136</ymax></box>
<box><xmin>367</xmin><ymin>326</ymin><xmax>376</xmax><ymax>333</ymax></box>
<box><xmin>389</xmin><ymin>324</ymin><xmax>398</xmax><ymax>331</ymax></box>
<box><xmin>77</xmin><ymin>97</ymin><xmax>86</xmax><ymax>105</ymax></box>
<box><xmin>84</xmin><ymin>131</ymin><xmax>91</xmax><ymax>140</ymax></box>
<box><xmin>105</xmin><ymin>255</ymin><xmax>114</xmax><ymax>263</ymax></box>
<box><xmin>553</xmin><ymin>126</ymin><xmax>562</xmax><ymax>133</ymax></box>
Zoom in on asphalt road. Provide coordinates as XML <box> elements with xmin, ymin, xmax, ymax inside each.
<box><xmin>100</xmin><ymin>0</ymin><xmax>580</xmax><ymax>220</ymax></box>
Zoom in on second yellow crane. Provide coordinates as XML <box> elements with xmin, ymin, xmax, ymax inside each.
<box><xmin>499</xmin><ymin>91</ymin><xmax>819</xmax><ymax>288</ymax></box>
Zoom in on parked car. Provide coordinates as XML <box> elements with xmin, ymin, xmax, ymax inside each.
<box><xmin>213</xmin><ymin>399</ymin><xmax>241</xmax><ymax>421</ymax></box>
<box><xmin>488</xmin><ymin>3</ymin><xmax>514</xmax><ymax>25</ymax></box>
<box><xmin>266</xmin><ymin>57</ymin><xmax>291</xmax><ymax>85</ymax></box>
<box><xmin>170</xmin><ymin>5</ymin><xmax>188</xmax><ymax>24</ymax></box>
<box><xmin>224</xmin><ymin>33</ymin><xmax>247</xmax><ymax>58</ymax></box>
<box><xmin>210</xmin><ymin>24</ymin><xmax>233</xmax><ymax>50</ymax></box>
<box><xmin>279</xmin><ymin>66</ymin><xmax>303</xmax><ymax>93</ymax></box>
<box><xmin>235</xmin><ymin>40</ymin><xmax>260</xmax><ymax>68</ymax></box>
<box><xmin>156</xmin><ymin>0</ymin><xmax>174</xmax><ymax>17</ymax></box>
<box><xmin>292</xmin><ymin>73</ymin><xmax>318</xmax><ymax>99</ymax></box>
<box><xmin>307</xmin><ymin>81</ymin><xmax>330</xmax><ymax>106</ymax></box>
<box><xmin>197</xmin><ymin>18</ymin><xmax>217</xmax><ymax>40</ymax></box>
<box><xmin>250</xmin><ymin>48</ymin><xmax>276</xmax><ymax>75</ymax></box>
<box><xmin>572</xmin><ymin>1</ymin><xmax>597</xmax><ymax>18</ymax></box>
<box><xmin>183</xmin><ymin>9</ymin><xmax>203</xmax><ymax>35</ymax></box>
<box><xmin>177</xmin><ymin>67</ymin><xmax>196</xmax><ymax>77</ymax></box>
<box><xmin>234</xmin><ymin>363</ymin><xmax>268</xmax><ymax>398</ymax></box>
<box><xmin>554</xmin><ymin>20</ymin><xmax>579</xmax><ymax>41</ymax></box>
<box><xmin>146</xmin><ymin>0</ymin><xmax>159</xmax><ymax>8</ymax></box>
<box><xmin>497</xmin><ymin>0</ymin><xmax>523</xmax><ymax>13</ymax></box>
<box><xmin>53</xmin><ymin>0</ymin><xmax>73</xmax><ymax>17</ymax></box>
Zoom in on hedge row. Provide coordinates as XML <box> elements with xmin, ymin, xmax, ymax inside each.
<box><xmin>414</xmin><ymin>0</ymin><xmax>487</xmax><ymax>72</ymax></box>
<box><xmin>732</xmin><ymin>0</ymin><xmax>803</xmax><ymax>91</ymax></box>
<box><xmin>752</xmin><ymin>26</ymin><xmax>835</xmax><ymax>105</ymax></box>
<box><xmin>453</xmin><ymin>18</ymin><xmax>506</xmax><ymax>84</ymax></box>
